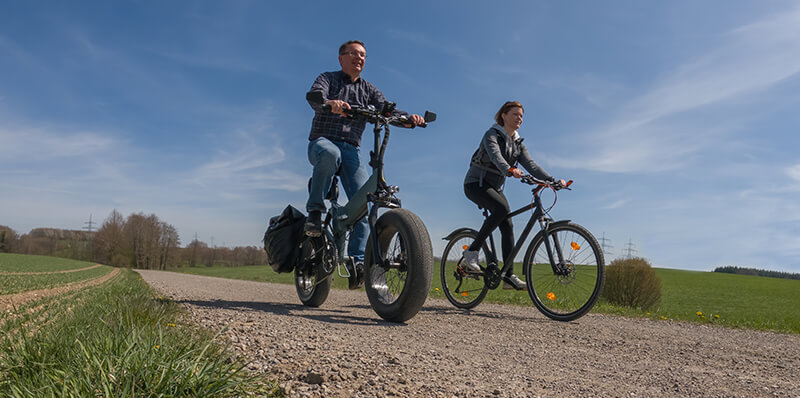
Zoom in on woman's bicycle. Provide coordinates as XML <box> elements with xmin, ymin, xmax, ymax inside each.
<box><xmin>296</xmin><ymin>91</ymin><xmax>436</xmax><ymax>323</ymax></box>
<box><xmin>440</xmin><ymin>176</ymin><xmax>605</xmax><ymax>321</ymax></box>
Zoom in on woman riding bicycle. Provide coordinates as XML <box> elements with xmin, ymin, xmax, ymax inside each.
<box><xmin>463</xmin><ymin>101</ymin><xmax>566</xmax><ymax>290</ymax></box>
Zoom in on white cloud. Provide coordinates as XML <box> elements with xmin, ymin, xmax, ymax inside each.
<box><xmin>603</xmin><ymin>199</ymin><xmax>629</xmax><ymax>210</ymax></box>
<box><xmin>560</xmin><ymin>6</ymin><xmax>800</xmax><ymax>174</ymax></box>
<box><xmin>0</xmin><ymin>125</ymin><xmax>117</xmax><ymax>161</ymax></box>
<box><xmin>786</xmin><ymin>164</ymin><xmax>800</xmax><ymax>184</ymax></box>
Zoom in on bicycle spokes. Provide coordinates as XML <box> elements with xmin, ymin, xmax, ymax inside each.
<box><xmin>525</xmin><ymin>223</ymin><xmax>604</xmax><ymax>321</ymax></box>
<box><xmin>440</xmin><ymin>233</ymin><xmax>490</xmax><ymax>309</ymax></box>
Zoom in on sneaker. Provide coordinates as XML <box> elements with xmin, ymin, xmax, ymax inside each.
<box><xmin>304</xmin><ymin>211</ymin><xmax>322</xmax><ymax>237</ymax></box>
<box><xmin>348</xmin><ymin>260</ymin><xmax>365</xmax><ymax>290</ymax></box>
<box><xmin>502</xmin><ymin>273</ymin><xmax>527</xmax><ymax>290</ymax></box>
<box><xmin>461</xmin><ymin>249</ymin><xmax>482</xmax><ymax>273</ymax></box>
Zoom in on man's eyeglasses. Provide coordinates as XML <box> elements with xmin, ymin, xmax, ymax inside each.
<box><xmin>341</xmin><ymin>50</ymin><xmax>367</xmax><ymax>59</ymax></box>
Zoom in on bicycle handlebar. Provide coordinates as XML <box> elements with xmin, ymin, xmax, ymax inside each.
<box><xmin>520</xmin><ymin>175</ymin><xmax>573</xmax><ymax>191</ymax></box>
<box><xmin>307</xmin><ymin>91</ymin><xmax>436</xmax><ymax>128</ymax></box>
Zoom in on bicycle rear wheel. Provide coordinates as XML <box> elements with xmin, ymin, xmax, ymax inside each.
<box><xmin>523</xmin><ymin>222</ymin><xmax>604</xmax><ymax>321</ymax></box>
<box><xmin>440</xmin><ymin>230</ymin><xmax>489</xmax><ymax>309</ymax></box>
<box><xmin>295</xmin><ymin>234</ymin><xmax>334</xmax><ymax>307</ymax></box>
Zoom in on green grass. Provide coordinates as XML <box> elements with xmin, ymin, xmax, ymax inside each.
<box><xmin>0</xmin><ymin>265</ymin><xmax>114</xmax><ymax>295</ymax></box>
<box><xmin>0</xmin><ymin>256</ymin><xmax>281</xmax><ymax>397</ymax></box>
<box><xmin>652</xmin><ymin>268</ymin><xmax>800</xmax><ymax>332</ymax></box>
<box><xmin>176</xmin><ymin>263</ymin><xmax>800</xmax><ymax>334</ymax></box>
<box><xmin>0</xmin><ymin>253</ymin><xmax>97</xmax><ymax>273</ymax></box>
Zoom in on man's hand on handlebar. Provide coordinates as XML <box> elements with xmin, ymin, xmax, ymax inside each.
<box><xmin>325</xmin><ymin>99</ymin><xmax>351</xmax><ymax>116</ymax></box>
<box><xmin>400</xmin><ymin>114</ymin><xmax>426</xmax><ymax>128</ymax></box>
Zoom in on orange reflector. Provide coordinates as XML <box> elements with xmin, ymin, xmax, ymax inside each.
<box><xmin>462</xmin><ymin>245</ymin><xmax>469</xmax><ymax>251</ymax></box>
<box><xmin>570</xmin><ymin>242</ymin><xmax>580</xmax><ymax>250</ymax></box>
<box><xmin>461</xmin><ymin>291</ymin><xmax>469</xmax><ymax>297</ymax></box>
<box><xmin>546</xmin><ymin>292</ymin><xmax>556</xmax><ymax>301</ymax></box>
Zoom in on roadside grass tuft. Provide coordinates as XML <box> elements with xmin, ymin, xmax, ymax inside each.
<box><xmin>0</xmin><ymin>269</ymin><xmax>281</xmax><ymax>397</ymax></box>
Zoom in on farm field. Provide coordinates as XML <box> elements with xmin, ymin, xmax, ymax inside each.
<box><xmin>176</xmin><ymin>263</ymin><xmax>800</xmax><ymax>333</ymax></box>
<box><xmin>1</xmin><ymin>265</ymin><xmax>113</xmax><ymax>295</ymax></box>
<box><xmin>0</xmin><ymin>253</ymin><xmax>100</xmax><ymax>273</ymax></box>
<box><xmin>0</xmin><ymin>253</ymin><xmax>276</xmax><ymax>397</ymax></box>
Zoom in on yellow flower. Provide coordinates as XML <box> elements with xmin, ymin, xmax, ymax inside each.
<box><xmin>167</xmin><ymin>323</ymin><xmax>176</xmax><ymax>327</ymax></box>
<box><xmin>713</xmin><ymin>314</ymin><xmax>720</xmax><ymax>319</ymax></box>
<box><xmin>434</xmin><ymin>288</ymin><xmax>440</xmax><ymax>291</ymax></box>
<box><xmin>660</xmin><ymin>316</ymin><xmax>668</xmax><ymax>320</ymax></box>
<box><xmin>154</xmin><ymin>345</ymin><xmax>160</xmax><ymax>350</ymax></box>
<box><xmin>696</xmin><ymin>311</ymin><xmax>703</xmax><ymax>316</ymax></box>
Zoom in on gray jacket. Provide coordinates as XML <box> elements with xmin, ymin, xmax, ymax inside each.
<box><xmin>464</xmin><ymin>124</ymin><xmax>553</xmax><ymax>191</ymax></box>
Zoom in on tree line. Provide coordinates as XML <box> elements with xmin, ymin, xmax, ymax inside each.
<box><xmin>713</xmin><ymin>266</ymin><xmax>800</xmax><ymax>280</ymax></box>
<box><xmin>0</xmin><ymin>210</ymin><xmax>266</xmax><ymax>269</ymax></box>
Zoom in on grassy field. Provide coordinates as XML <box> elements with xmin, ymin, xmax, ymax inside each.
<box><xmin>176</xmin><ymin>263</ymin><xmax>800</xmax><ymax>334</ymax></box>
<box><xmin>0</xmin><ymin>253</ymin><xmax>98</xmax><ymax>273</ymax></box>
<box><xmin>0</xmin><ymin>265</ymin><xmax>114</xmax><ymax>294</ymax></box>
<box><xmin>0</xmin><ymin>254</ymin><xmax>281</xmax><ymax>397</ymax></box>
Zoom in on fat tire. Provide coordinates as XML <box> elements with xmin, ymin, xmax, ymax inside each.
<box><xmin>365</xmin><ymin>208</ymin><xmax>433</xmax><ymax>323</ymax></box>
<box><xmin>295</xmin><ymin>237</ymin><xmax>333</xmax><ymax>307</ymax></box>
<box><xmin>523</xmin><ymin>222</ymin><xmax>605</xmax><ymax>321</ymax></box>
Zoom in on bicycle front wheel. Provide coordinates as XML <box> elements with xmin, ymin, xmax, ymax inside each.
<box><xmin>439</xmin><ymin>230</ymin><xmax>489</xmax><ymax>309</ymax></box>
<box><xmin>523</xmin><ymin>223</ymin><xmax>604</xmax><ymax>321</ymax></box>
<box><xmin>364</xmin><ymin>209</ymin><xmax>433</xmax><ymax>323</ymax></box>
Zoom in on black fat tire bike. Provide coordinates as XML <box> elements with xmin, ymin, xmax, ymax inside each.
<box><xmin>295</xmin><ymin>91</ymin><xmax>436</xmax><ymax>323</ymax></box>
<box><xmin>440</xmin><ymin>176</ymin><xmax>605</xmax><ymax>321</ymax></box>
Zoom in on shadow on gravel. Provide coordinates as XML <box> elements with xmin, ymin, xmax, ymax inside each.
<box><xmin>341</xmin><ymin>303</ymin><xmax>555</xmax><ymax>324</ymax></box>
<box><xmin>417</xmin><ymin>305</ymin><xmax>554</xmax><ymax>324</ymax></box>
<box><xmin>178</xmin><ymin>299</ymin><xmax>406</xmax><ymax>327</ymax></box>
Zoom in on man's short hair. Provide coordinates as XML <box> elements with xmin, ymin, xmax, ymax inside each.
<box><xmin>339</xmin><ymin>40</ymin><xmax>365</xmax><ymax>55</ymax></box>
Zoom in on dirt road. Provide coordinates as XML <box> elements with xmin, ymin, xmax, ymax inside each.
<box><xmin>137</xmin><ymin>270</ymin><xmax>800</xmax><ymax>398</ymax></box>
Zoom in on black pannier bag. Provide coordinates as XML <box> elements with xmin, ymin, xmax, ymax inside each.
<box><xmin>263</xmin><ymin>205</ymin><xmax>306</xmax><ymax>273</ymax></box>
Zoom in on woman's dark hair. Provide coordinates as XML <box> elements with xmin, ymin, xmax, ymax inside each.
<box><xmin>494</xmin><ymin>101</ymin><xmax>524</xmax><ymax>126</ymax></box>
<box><xmin>339</xmin><ymin>40</ymin><xmax>365</xmax><ymax>55</ymax></box>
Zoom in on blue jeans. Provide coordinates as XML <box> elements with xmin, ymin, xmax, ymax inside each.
<box><xmin>306</xmin><ymin>137</ymin><xmax>369</xmax><ymax>261</ymax></box>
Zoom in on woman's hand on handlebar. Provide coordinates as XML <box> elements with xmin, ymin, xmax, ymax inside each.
<box><xmin>509</xmin><ymin>167</ymin><xmax>524</xmax><ymax>178</ymax></box>
<box><xmin>325</xmin><ymin>99</ymin><xmax>351</xmax><ymax>116</ymax></box>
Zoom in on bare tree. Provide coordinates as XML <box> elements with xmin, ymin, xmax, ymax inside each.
<box><xmin>93</xmin><ymin>210</ymin><xmax>129</xmax><ymax>267</ymax></box>
<box><xmin>0</xmin><ymin>225</ymin><xmax>17</xmax><ymax>253</ymax></box>
<box><xmin>158</xmin><ymin>221</ymin><xmax>180</xmax><ymax>270</ymax></box>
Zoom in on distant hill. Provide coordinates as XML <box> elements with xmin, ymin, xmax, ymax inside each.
<box><xmin>713</xmin><ymin>266</ymin><xmax>800</xmax><ymax>280</ymax></box>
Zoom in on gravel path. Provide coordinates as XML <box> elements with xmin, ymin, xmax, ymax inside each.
<box><xmin>137</xmin><ymin>270</ymin><xmax>800</xmax><ymax>398</ymax></box>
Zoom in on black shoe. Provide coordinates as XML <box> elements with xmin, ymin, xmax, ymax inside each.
<box><xmin>348</xmin><ymin>260</ymin><xmax>365</xmax><ymax>290</ymax></box>
<box><xmin>502</xmin><ymin>273</ymin><xmax>527</xmax><ymax>290</ymax></box>
<box><xmin>304</xmin><ymin>211</ymin><xmax>322</xmax><ymax>237</ymax></box>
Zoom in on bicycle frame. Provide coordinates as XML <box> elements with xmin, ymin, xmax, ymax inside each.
<box><xmin>482</xmin><ymin>184</ymin><xmax>572</xmax><ymax>277</ymax></box>
<box><xmin>325</xmin><ymin>115</ymin><xmax>402</xmax><ymax>268</ymax></box>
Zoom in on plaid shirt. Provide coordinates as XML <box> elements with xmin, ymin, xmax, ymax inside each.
<box><xmin>307</xmin><ymin>71</ymin><xmax>403</xmax><ymax>146</ymax></box>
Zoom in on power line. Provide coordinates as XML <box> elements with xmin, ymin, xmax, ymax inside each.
<box><xmin>623</xmin><ymin>238</ymin><xmax>638</xmax><ymax>259</ymax></box>
<box><xmin>598</xmin><ymin>232</ymin><xmax>613</xmax><ymax>258</ymax></box>
<box><xmin>83</xmin><ymin>214</ymin><xmax>96</xmax><ymax>233</ymax></box>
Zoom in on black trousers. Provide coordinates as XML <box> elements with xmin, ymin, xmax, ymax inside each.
<box><xmin>464</xmin><ymin>182</ymin><xmax>514</xmax><ymax>265</ymax></box>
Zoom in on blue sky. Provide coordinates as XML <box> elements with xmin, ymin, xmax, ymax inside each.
<box><xmin>2</xmin><ymin>1</ymin><xmax>799</xmax><ymax>272</ymax></box>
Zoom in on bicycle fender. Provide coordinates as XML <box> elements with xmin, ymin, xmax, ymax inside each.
<box><xmin>443</xmin><ymin>227</ymin><xmax>479</xmax><ymax>240</ymax></box>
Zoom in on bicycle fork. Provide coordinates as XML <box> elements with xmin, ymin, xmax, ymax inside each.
<box><xmin>540</xmin><ymin>219</ymin><xmax>568</xmax><ymax>276</ymax></box>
